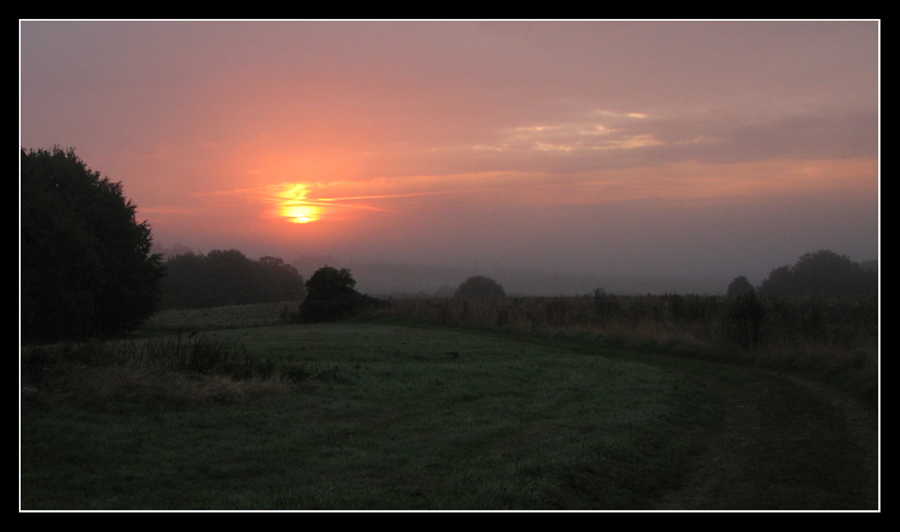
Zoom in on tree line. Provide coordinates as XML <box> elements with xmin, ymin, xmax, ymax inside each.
<box><xmin>160</xmin><ymin>250</ymin><xmax>306</xmax><ymax>310</ymax></box>
<box><xmin>723</xmin><ymin>250</ymin><xmax>877</xmax><ymax>350</ymax></box>
<box><xmin>728</xmin><ymin>250</ymin><xmax>877</xmax><ymax>299</ymax></box>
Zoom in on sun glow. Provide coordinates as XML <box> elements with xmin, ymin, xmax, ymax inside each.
<box><xmin>283</xmin><ymin>205</ymin><xmax>320</xmax><ymax>223</ymax></box>
<box><xmin>276</xmin><ymin>183</ymin><xmax>322</xmax><ymax>224</ymax></box>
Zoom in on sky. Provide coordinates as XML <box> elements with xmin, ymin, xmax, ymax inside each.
<box><xmin>19</xmin><ymin>20</ymin><xmax>880</xmax><ymax>286</ymax></box>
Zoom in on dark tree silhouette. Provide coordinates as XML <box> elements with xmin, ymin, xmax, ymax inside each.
<box><xmin>454</xmin><ymin>276</ymin><xmax>506</xmax><ymax>299</ymax></box>
<box><xmin>256</xmin><ymin>256</ymin><xmax>307</xmax><ymax>303</ymax></box>
<box><xmin>757</xmin><ymin>250</ymin><xmax>877</xmax><ymax>298</ymax></box>
<box><xmin>160</xmin><ymin>250</ymin><xmax>306</xmax><ymax>309</ymax></box>
<box><xmin>21</xmin><ymin>147</ymin><xmax>164</xmax><ymax>342</ymax></box>
<box><xmin>757</xmin><ymin>265</ymin><xmax>794</xmax><ymax>297</ymax></box>
<box><xmin>296</xmin><ymin>266</ymin><xmax>381</xmax><ymax>322</ymax></box>
<box><xmin>726</xmin><ymin>276</ymin><xmax>755</xmax><ymax>298</ymax></box>
<box><xmin>859</xmin><ymin>259</ymin><xmax>878</xmax><ymax>274</ymax></box>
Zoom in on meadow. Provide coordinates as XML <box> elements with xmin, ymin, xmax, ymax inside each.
<box><xmin>20</xmin><ymin>297</ymin><xmax>878</xmax><ymax>510</ymax></box>
<box><xmin>379</xmin><ymin>292</ymin><xmax>878</xmax><ymax>407</ymax></box>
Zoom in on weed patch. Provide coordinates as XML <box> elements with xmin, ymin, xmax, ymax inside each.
<box><xmin>21</xmin><ymin>334</ymin><xmax>309</xmax><ymax>409</ymax></box>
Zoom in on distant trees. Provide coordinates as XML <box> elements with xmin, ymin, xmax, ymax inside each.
<box><xmin>160</xmin><ymin>250</ymin><xmax>306</xmax><ymax>309</ymax></box>
<box><xmin>454</xmin><ymin>276</ymin><xmax>506</xmax><ymax>299</ymax></box>
<box><xmin>726</xmin><ymin>276</ymin><xmax>755</xmax><ymax>298</ymax></box>
<box><xmin>21</xmin><ymin>147</ymin><xmax>165</xmax><ymax>342</ymax></box>
<box><xmin>257</xmin><ymin>256</ymin><xmax>308</xmax><ymax>301</ymax></box>
<box><xmin>859</xmin><ymin>259</ymin><xmax>878</xmax><ymax>274</ymax></box>
<box><xmin>296</xmin><ymin>266</ymin><xmax>383</xmax><ymax>323</ymax></box>
<box><xmin>757</xmin><ymin>250</ymin><xmax>877</xmax><ymax>298</ymax></box>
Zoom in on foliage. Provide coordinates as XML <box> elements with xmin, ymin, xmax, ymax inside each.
<box><xmin>160</xmin><ymin>250</ymin><xmax>306</xmax><ymax>309</ymax></box>
<box><xmin>758</xmin><ymin>266</ymin><xmax>793</xmax><ymax>297</ymax></box>
<box><xmin>757</xmin><ymin>250</ymin><xmax>877</xmax><ymax>298</ymax></box>
<box><xmin>726</xmin><ymin>276</ymin><xmax>755</xmax><ymax>298</ymax></box>
<box><xmin>454</xmin><ymin>275</ymin><xmax>506</xmax><ymax>299</ymax></box>
<box><xmin>859</xmin><ymin>259</ymin><xmax>877</xmax><ymax>274</ymax></box>
<box><xmin>296</xmin><ymin>266</ymin><xmax>383</xmax><ymax>323</ymax></box>
<box><xmin>21</xmin><ymin>147</ymin><xmax>164</xmax><ymax>342</ymax></box>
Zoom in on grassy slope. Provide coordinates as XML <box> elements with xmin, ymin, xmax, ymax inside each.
<box><xmin>21</xmin><ymin>312</ymin><xmax>878</xmax><ymax>510</ymax></box>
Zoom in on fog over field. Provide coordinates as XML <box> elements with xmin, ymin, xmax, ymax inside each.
<box><xmin>291</xmin><ymin>256</ymin><xmax>733</xmax><ymax>296</ymax></box>
<box><xmin>21</xmin><ymin>20</ymin><xmax>879</xmax><ymax>290</ymax></box>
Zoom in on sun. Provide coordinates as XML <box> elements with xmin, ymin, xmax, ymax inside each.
<box><xmin>275</xmin><ymin>183</ymin><xmax>322</xmax><ymax>224</ymax></box>
<box><xmin>282</xmin><ymin>204</ymin><xmax>320</xmax><ymax>224</ymax></box>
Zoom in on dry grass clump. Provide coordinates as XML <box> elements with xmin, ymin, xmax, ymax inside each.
<box><xmin>21</xmin><ymin>335</ymin><xmax>304</xmax><ymax>409</ymax></box>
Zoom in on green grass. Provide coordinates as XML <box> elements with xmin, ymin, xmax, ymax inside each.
<box><xmin>20</xmin><ymin>317</ymin><xmax>877</xmax><ymax>510</ymax></box>
<box><xmin>137</xmin><ymin>300</ymin><xmax>301</xmax><ymax>333</ymax></box>
<box><xmin>22</xmin><ymin>323</ymin><xmax>721</xmax><ymax>510</ymax></box>
<box><xmin>380</xmin><ymin>295</ymin><xmax>878</xmax><ymax>409</ymax></box>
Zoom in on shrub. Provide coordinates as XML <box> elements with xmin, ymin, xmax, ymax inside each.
<box><xmin>296</xmin><ymin>266</ymin><xmax>383</xmax><ymax>323</ymax></box>
<box><xmin>454</xmin><ymin>276</ymin><xmax>506</xmax><ymax>299</ymax></box>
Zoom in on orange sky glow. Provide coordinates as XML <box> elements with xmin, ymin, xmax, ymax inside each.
<box><xmin>20</xmin><ymin>20</ymin><xmax>879</xmax><ymax>288</ymax></box>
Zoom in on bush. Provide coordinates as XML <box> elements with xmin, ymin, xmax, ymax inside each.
<box><xmin>454</xmin><ymin>276</ymin><xmax>506</xmax><ymax>299</ymax></box>
<box><xmin>296</xmin><ymin>266</ymin><xmax>383</xmax><ymax>323</ymax></box>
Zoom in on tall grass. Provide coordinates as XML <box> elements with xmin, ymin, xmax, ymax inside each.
<box><xmin>21</xmin><ymin>333</ymin><xmax>312</xmax><ymax>407</ymax></box>
<box><xmin>375</xmin><ymin>292</ymin><xmax>878</xmax><ymax>406</ymax></box>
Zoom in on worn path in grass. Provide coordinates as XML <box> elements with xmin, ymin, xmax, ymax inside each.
<box><xmin>648</xmin><ymin>358</ymin><xmax>879</xmax><ymax>510</ymax></box>
<box><xmin>515</xmin><ymin>330</ymin><xmax>879</xmax><ymax>510</ymax></box>
<box><xmin>650</xmin><ymin>372</ymin><xmax>877</xmax><ymax>510</ymax></box>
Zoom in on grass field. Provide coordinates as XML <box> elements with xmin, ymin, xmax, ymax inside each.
<box><xmin>20</xmin><ymin>303</ymin><xmax>879</xmax><ymax>510</ymax></box>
